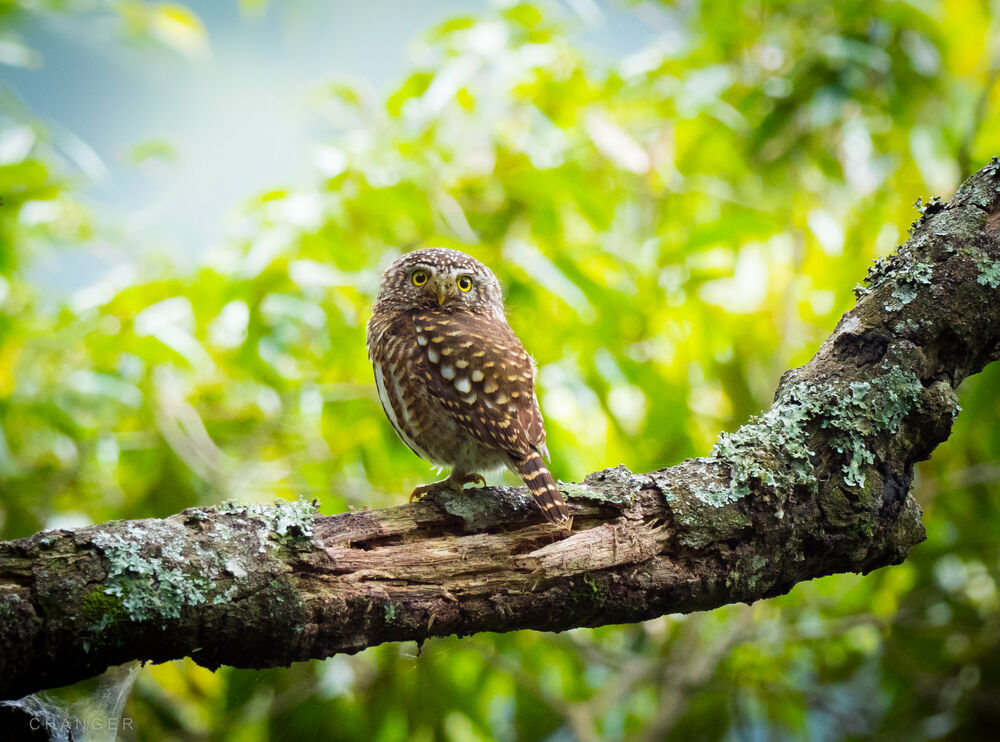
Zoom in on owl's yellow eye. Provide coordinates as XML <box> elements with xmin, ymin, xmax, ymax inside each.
<box><xmin>457</xmin><ymin>276</ymin><xmax>473</xmax><ymax>292</ymax></box>
<box><xmin>412</xmin><ymin>270</ymin><xmax>429</xmax><ymax>287</ymax></box>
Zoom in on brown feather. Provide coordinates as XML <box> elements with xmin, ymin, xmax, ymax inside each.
<box><xmin>413</xmin><ymin>309</ymin><xmax>543</xmax><ymax>454</ymax></box>
<box><xmin>512</xmin><ymin>449</ymin><xmax>572</xmax><ymax>525</ymax></box>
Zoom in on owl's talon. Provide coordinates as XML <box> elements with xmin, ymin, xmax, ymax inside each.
<box><xmin>451</xmin><ymin>471</ymin><xmax>487</xmax><ymax>490</ymax></box>
<box><xmin>409</xmin><ymin>471</ymin><xmax>486</xmax><ymax>502</ymax></box>
<box><xmin>408</xmin><ymin>484</ymin><xmax>441</xmax><ymax>502</ymax></box>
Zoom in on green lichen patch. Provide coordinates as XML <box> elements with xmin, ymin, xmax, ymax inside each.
<box><xmin>709</xmin><ymin>389</ymin><xmax>817</xmax><ymax>499</ymax></box>
<box><xmin>649</xmin><ymin>465</ymin><xmax>753</xmax><ymax>549</ymax></box>
<box><xmin>892</xmin><ymin>318</ymin><xmax>923</xmax><ymax>334</ymax></box>
<box><xmin>383</xmin><ymin>601</ymin><xmax>401</xmax><ymax>622</ymax></box>
<box><xmin>971</xmin><ymin>248</ymin><xmax>1000</xmax><ymax>289</ymax></box>
<box><xmin>219</xmin><ymin>497</ymin><xmax>319</xmax><ymax>547</ymax></box>
<box><xmin>710</xmin><ymin>366</ymin><xmax>923</xmax><ymax>495</ymax></box>
<box><xmin>924</xmin><ymin>205</ymin><xmax>990</xmax><ymax>240</ymax></box>
<box><xmin>979</xmin><ymin>263</ymin><xmax>1000</xmax><ymax>289</ymax></box>
<box><xmin>885</xmin><ymin>283</ymin><xmax>917</xmax><ymax>311</ymax></box>
<box><xmin>952</xmin><ymin>157</ymin><xmax>1000</xmax><ymax>210</ymax></box>
<box><xmin>856</xmin><ymin>257</ymin><xmax>893</xmax><ymax>296</ymax></box>
<box><xmin>558</xmin><ymin>482</ymin><xmax>603</xmax><ymax>502</ymax></box>
<box><xmin>883</xmin><ymin>261</ymin><xmax>933</xmax><ymax>311</ymax></box>
<box><xmin>88</xmin><ymin>500</ymin><xmax>318</xmax><ymax>624</ymax></box>
<box><xmin>92</xmin><ymin>521</ymin><xmax>212</xmax><ymax>623</ymax></box>
<box><xmin>855</xmin><ymin>253</ymin><xmax>933</xmax><ymax>302</ymax></box>
<box><xmin>693</xmin><ymin>485</ymin><xmax>743</xmax><ymax>508</ymax></box>
<box><xmin>577</xmin><ymin>465</ymin><xmax>641</xmax><ymax>508</ymax></box>
<box><xmin>820</xmin><ymin>368</ymin><xmax>922</xmax><ymax>487</ymax></box>
<box><xmin>853</xmin><ymin>199</ymin><xmax>989</xmax><ymax>307</ymax></box>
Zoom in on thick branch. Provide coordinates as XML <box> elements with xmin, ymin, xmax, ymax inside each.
<box><xmin>2</xmin><ymin>160</ymin><xmax>1000</xmax><ymax>701</ymax></box>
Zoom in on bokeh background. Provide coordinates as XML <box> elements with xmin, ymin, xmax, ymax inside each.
<box><xmin>2</xmin><ymin>0</ymin><xmax>1000</xmax><ymax>740</ymax></box>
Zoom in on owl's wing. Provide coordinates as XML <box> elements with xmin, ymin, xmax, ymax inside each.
<box><xmin>412</xmin><ymin>309</ymin><xmax>546</xmax><ymax>457</ymax></box>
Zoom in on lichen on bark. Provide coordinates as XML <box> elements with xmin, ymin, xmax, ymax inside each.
<box><xmin>82</xmin><ymin>499</ymin><xmax>319</xmax><ymax>625</ymax></box>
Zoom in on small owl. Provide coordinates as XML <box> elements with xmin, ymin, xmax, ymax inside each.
<box><xmin>367</xmin><ymin>248</ymin><xmax>572</xmax><ymax>528</ymax></box>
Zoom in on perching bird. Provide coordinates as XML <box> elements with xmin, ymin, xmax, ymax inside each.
<box><xmin>367</xmin><ymin>247</ymin><xmax>572</xmax><ymax>528</ymax></box>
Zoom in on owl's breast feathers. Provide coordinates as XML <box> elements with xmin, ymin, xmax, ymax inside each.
<box><xmin>410</xmin><ymin>309</ymin><xmax>546</xmax><ymax>456</ymax></box>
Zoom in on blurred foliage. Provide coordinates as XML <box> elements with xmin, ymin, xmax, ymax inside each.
<box><xmin>2</xmin><ymin>0</ymin><xmax>1000</xmax><ymax>740</ymax></box>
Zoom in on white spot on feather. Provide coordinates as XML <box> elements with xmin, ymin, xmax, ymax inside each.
<box><xmin>441</xmin><ymin>364</ymin><xmax>455</xmax><ymax>380</ymax></box>
<box><xmin>455</xmin><ymin>377</ymin><xmax>471</xmax><ymax>393</ymax></box>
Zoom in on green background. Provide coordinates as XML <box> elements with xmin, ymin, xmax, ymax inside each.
<box><xmin>2</xmin><ymin>1</ymin><xmax>1000</xmax><ymax>740</ymax></box>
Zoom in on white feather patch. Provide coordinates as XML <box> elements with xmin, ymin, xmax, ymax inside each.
<box><xmin>374</xmin><ymin>362</ymin><xmax>431</xmax><ymax>461</ymax></box>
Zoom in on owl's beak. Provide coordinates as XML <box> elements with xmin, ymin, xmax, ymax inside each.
<box><xmin>437</xmin><ymin>289</ymin><xmax>447</xmax><ymax>305</ymax></box>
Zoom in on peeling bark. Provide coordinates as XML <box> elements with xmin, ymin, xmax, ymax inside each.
<box><xmin>2</xmin><ymin>159</ymin><xmax>1000</xmax><ymax>702</ymax></box>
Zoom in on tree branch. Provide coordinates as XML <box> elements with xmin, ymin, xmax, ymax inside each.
<box><xmin>2</xmin><ymin>159</ymin><xmax>1000</xmax><ymax>701</ymax></box>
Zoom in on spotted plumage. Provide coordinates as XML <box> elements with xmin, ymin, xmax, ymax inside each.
<box><xmin>367</xmin><ymin>247</ymin><xmax>571</xmax><ymax>527</ymax></box>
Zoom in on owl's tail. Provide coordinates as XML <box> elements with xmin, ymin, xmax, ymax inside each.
<box><xmin>513</xmin><ymin>450</ymin><xmax>572</xmax><ymax>528</ymax></box>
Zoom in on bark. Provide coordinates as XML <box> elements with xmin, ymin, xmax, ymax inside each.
<box><xmin>2</xmin><ymin>159</ymin><xmax>1000</xmax><ymax>702</ymax></box>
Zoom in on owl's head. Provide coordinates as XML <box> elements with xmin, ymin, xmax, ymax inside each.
<box><xmin>375</xmin><ymin>248</ymin><xmax>504</xmax><ymax>315</ymax></box>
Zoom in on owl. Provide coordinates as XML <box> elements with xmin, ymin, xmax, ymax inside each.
<box><xmin>367</xmin><ymin>248</ymin><xmax>572</xmax><ymax>528</ymax></box>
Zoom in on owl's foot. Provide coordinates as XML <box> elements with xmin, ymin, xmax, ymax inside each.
<box><xmin>409</xmin><ymin>471</ymin><xmax>487</xmax><ymax>502</ymax></box>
